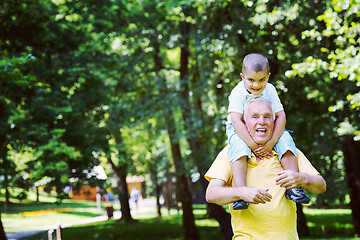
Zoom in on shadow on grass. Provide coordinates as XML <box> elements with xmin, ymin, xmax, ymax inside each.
<box><xmin>23</xmin><ymin>215</ymin><xmax>225</xmax><ymax>240</ymax></box>
<box><xmin>1</xmin><ymin>199</ymin><xmax>100</xmax><ymax>215</ymax></box>
<box><xmin>61</xmin><ymin>211</ymin><xmax>100</xmax><ymax>218</ymax></box>
<box><xmin>305</xmin><ymin>212</ymin><xmax>356</xmax><ymax>238</ymax></box>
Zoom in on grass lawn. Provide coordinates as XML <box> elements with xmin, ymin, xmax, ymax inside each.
<box><xmin>22</xmin><ymin>207</ymin><xmax>225</xmax><ymax>240</ymax></box>
<box><xmin>17</xmin><ymin>206</ymin><xmax>360</xmax><ymax>240</ymax></box>
<box><xmin>1</xmin><ymin>190</ymin><xmax>359</xmax><ymax>240</ymax></box>
<box><xmin>1</xmin><ymin>190</ymin><xmax>117</xmax><ymax>233</ymax></box>
<box><xmin>304</xmin><ymin>208</ymin><xmax>356</xmax><ymax>238</ymax></box>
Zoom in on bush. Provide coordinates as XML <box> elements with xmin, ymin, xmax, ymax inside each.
<box><xmin>15</xmin><ymin>191</ymin><xmax>28</xmax><ymax>202</ymax></box>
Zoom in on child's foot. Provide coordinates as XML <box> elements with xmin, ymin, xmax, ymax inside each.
<box><xmin>233</xmin><ymin>200</ymin><xmax>249</xmax><ymax>210</ymax></box>
<box><xmin>285</xmin><ymin>187</ymin><xmax>310</xmax><ymax>204</ymax></box>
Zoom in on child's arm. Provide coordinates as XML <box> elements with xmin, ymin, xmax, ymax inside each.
<box><xmin>254</xmin><ymin>110</ymin><xmax>286</xmax><ymax>156</ymax></box>
<box><xmin>230</xmin><ymin>112</ymin><xmax>259</xmax><ymax>151</ymax></box>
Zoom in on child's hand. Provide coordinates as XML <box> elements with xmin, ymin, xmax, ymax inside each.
<box><xmin>261</xmin><ymin>141</ymin><xmax>275</xmax><ymax>155</ymax></box>
<box><xmin>254</xmin><ymin>145</ymin><xmax>273</xmax><ymax>158</ymax></box>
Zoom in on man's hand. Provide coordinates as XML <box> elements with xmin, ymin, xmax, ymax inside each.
<box><xmin>240</xmin><ymin>187</ymin><xmax>272</xmax><ymax>204</ymax></box>
<box><xmin>206</xmin><ymin>179</ymin><xmax>273</xmax><ymax>206</ymax></box>
<box><xmin>275</xmin><ymin>170</ymin><xmax>305</xmax><ymax>189</ymax></box>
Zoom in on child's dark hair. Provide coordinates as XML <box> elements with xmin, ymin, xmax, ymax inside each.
<box><xmin>242</xmin><ymin>53</ymin><xmax>270</xmax><ymax>74</ymax></box>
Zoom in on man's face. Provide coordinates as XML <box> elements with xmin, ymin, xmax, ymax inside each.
<box><xmin>241</xmin><ymin>70</ymin><xmax>270</xmax><ymax>95</ymax></box>
<box><xmin>244</xmin><ymin>100</ymin><xmax>274</xmax><ymax>145</ymax></box>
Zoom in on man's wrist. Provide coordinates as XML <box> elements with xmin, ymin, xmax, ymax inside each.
<box><xmin>299</xmin><ymin>173</ymin><xmax>309</xmax><ymax>188</ymax></box>
<box><xmin>235</xmin><ymin>186</ymin><xmax>246</xmax><ymax>201</ymax></box>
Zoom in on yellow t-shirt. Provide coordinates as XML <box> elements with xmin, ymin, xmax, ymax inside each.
<box><xmin>205</xmin><ymin>145</ymin><xmax>319</xmax><ymax>240</ymax></box>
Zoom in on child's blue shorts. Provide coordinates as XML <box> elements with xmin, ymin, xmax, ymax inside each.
<box><xmin>226</xmin><ymin>122</ymin><xmax>297</xmax><ymax>164</ymax></box>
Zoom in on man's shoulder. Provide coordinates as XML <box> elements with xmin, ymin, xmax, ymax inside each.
<box><xmin>296</xmin><ymin>148</ymin><xmax>320</xmax><ymax>175</ymax></box>
<box><xmin>214</xmin><ymin>145</ymin><xmax>230</xmax><ymax>162</ymax></box>
<box><xmin>205</xmin><ymin>145</ymin><xmax>232</xmax><ymax>183</ymax></box>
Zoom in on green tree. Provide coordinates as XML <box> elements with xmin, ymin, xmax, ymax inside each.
<box><xmin>0</xmin><ymin>51</ymin><xmax>35</xmax><ymax>240</ymax></box>
<box><xmin>0</xmin><ymin>0</ymin><xmax>121</xmax><ymax>205</ymax></box>
<box><xmin>285</xmin><ymin>0</ymin><xmax>360</xmax><ymax>234</ymax></box>
<box><xmin>0</xmin><ymin>52</ymin><xmax>36</xmax><ymax>208</ymax></box>
<box><xmin>114</xmin><ymin>1</ymin><xmax>200</xmax><ymax>238</ymax></box>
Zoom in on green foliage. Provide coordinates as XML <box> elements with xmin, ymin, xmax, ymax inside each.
<box><xmin>0</xmin><ymin>0</ymin><xmax>359</xmax><ymax>221</ymax></box>
<box><xmin>14</xmin><ymin>190</ymin><xmax>27</xmax><ymax>202</ymax></box>
<box><xmin>0</xmin><ymin>0</ymin><xmax>121</xmax><ymax>201</ymax></box>
<box><xmin>287</xmin><ymin>0</ymin><xmax>360</xmax><ymax>139</ymax></box>
<box><xmin>282</xmin><ymin>0</ymin><xmax>360</xmax><ymax>205</ymax></box>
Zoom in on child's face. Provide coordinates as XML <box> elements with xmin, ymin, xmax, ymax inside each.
<box><xmin>241</xmin><ymin>70</ymin><xmax>270</xmax><ymax>95</ymax></box>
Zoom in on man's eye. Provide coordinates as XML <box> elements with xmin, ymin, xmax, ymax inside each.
<box><xmin>260</xmin><ymin>79</ymin><xmax>265</xmax><ymax>82</ymax></box>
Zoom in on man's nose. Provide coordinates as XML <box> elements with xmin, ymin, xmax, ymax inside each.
<box><xmin>258</xmin><ymin>116</ymin><xmax>266</xmax><ymax>124</ymax></box>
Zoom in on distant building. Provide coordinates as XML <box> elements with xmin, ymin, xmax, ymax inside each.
<box><xmin>71</xmin><ymin>185</ymin><xmax>100</xmax><ymax>201</ymax></box>
<box><xmin>70</xmin><ymin>175</ymin><xmax>145</xmax><ymax>201</ymax></box>
<box><xmin>126</xmin><ymin>175</ymin><xmax>145</xmax><ymax>198</ymax></box>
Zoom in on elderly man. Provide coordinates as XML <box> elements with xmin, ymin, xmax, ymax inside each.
<box><xmin>205</xmin><ymin>96</ymin><xmax>326</xmax><ymax>240</ymax></box>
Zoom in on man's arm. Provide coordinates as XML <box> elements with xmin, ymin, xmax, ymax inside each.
<box><xmin>301</xmin><ymin>173</ymin><xmax>327</xmax><ymax>194</ymax></box>
<box><xmin>275</xmin><ymin>170</ymin><xmax>326</xmax><ymax>194</ymax></box>
<box><xmin>206</xmin><ymin>178</ymin><xmax>272</xmax><ymax>206</ymax></box>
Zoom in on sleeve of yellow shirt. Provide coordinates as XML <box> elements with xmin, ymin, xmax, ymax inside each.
<box><xmin>297</xmin><ymin>149</ymin><xmax>320</xmax><ymax>176</ymax></box>
<box><xmin>205</xmin><ymin>145</ymin><xmax>232</xmax><ymax>185</ymax></box>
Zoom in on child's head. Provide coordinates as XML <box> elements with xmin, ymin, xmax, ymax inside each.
<box><xmin>241</xmin><ymin>53</ymin><xmax>271</xmax><ymax>95</ymax></box>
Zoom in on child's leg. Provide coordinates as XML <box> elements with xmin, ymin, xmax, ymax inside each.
<box><xmin>275</xmin><ymin>131</ymin><xmax>310</xmax><ymax>204</ymax></box>
<box><xmin>231</xmin><ymin>156</ymin><xmax>249</xmax><ymax>210</ymax></box>
<box><xmin>226</xmin><ymin>122</ymin><xmax>251</xmax><ymax>209</ymax></box>
<box><xmin>231</xmin><ymin>156</ymin><xmax>248</xmax><ymax>187</ymax></box>
<box><xmin>274</xmin><ymin>131</ymin><xmax>298</xmax><ymax>171</ymax></box>
<box><xmin>280</xmin><ymin>150</ymin><xmax>298</xmax><ymax>172</ymax></box>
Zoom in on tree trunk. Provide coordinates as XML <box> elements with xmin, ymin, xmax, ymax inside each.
<box><xmin>178</xmin><ymin>12</ymin><xmax>201</xmax><ymax>240</ymax></box>
<box><xmin>163</xmin><ymin>169</ymin><xmax>172</xmax><ymax>214</ymax></box>
<box><xmin>0</xmin><ymin>141</ymin><xmax>10</xmax><ymax>211</ymax></box>
<box><xmin>152</xmin><ymin>34</ymin><xmax>198</xmax><ymax>239</ymax></box>
<box><xmin>149</xmin><ymin>162</ymin><xmax>162</xmax><ymax>217</ymax></box>
<box><xmin>3</xmin><ymin>175</ymin><xmax>9</xmax><ymax>212</ymax></box>
<box><xmin>178</xmin><ymin>14</ymin><xmax>233</xmax><ymax>239</ymax></box>
<box><xmin>155</xmin><ymin>177</ymin><xmax>162</xmax><ymax>217</ymax></box>
<box><xmin>0</xmin><ymin>212</ymin><xmax>7</xmax><ymax>240</ymax></box>
<box><xmin>296</xmin><ymin>203</ymin><xmax>309</xmax><ymax>237</ymax></box>
<box><xmin>165</xmin><ymin>116</ymin><xmax>199</xmax><ymax>240</ymax></box>
<box><xmin>200</xmin><ymin>177</ymin><xmax>233</xmax><ymax>240</ymax></box>
<box><xmin>342</xmin><ymin>136</ymin><xmax>360</xmax><ymax>234</ymax></box>
<box><xmin>36</xmin><ymin>186</ymin><xmax>40</xmax><ymax>203</ymax></box>
<box><xmin>107</xmin><ymin>156</ymin><xmax>133</xmax><ymax>222</ymax></box>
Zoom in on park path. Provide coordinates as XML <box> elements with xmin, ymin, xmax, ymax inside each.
<box><xmin>6</xmin><ymin>198</ymin><xmax>156</xmax><ymax>240</ymax></box>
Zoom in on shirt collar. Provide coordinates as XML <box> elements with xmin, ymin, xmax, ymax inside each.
<box><xmin>249</xmin><ymin>150</ymin><xmax>278</xmax><ymax>166</ymax></box>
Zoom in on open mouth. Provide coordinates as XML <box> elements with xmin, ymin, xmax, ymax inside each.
<box><xmin>256</xmin><ymin>128</ymin><xmax>267</xmax><ymax>134</ymax></box>
<box><xmin>251</xmin><ymin>88</ymin><xmax>262</xmax><ymax>93</ymax></box>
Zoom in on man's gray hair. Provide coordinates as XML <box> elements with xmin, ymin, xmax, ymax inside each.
<box><xmin>243</xmin><ymin>96</ymin><xmax>275</xmax><ymax>119</ymax></box>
